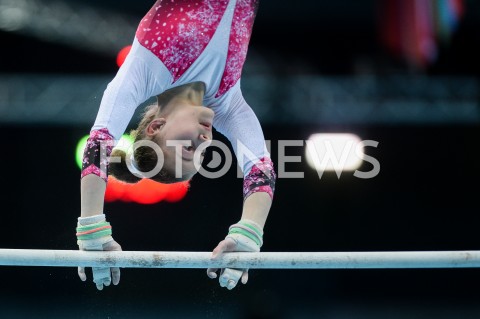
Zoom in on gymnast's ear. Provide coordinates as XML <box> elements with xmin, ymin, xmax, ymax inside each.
<box><xmin>146</xmin><ymin>118</ymin><xmax>166</xmax><ymax>136</ymax></box>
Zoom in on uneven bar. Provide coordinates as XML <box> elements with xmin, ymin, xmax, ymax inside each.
<box><xmin>1</xmin><ymin>249</ymin><xmax>480</xmax><ymax>269</ymax></box>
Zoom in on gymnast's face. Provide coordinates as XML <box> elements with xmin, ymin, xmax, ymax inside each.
<box><xmin>147</xmin><ymin>105</ymin><xmax>214</xmax><ymax>179</ymax></box>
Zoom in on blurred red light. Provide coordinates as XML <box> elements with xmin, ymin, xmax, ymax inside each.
<box><xmin>123</xmin><ymin>179</ymin><xmax>168</xmax><ymax>204</ymax></box>
<box><xmin>105</xmin><ymin>176</ymin><xmax>189</xmax><ymax>204</ymax></box>
<box><xmin>104</xmin><ymin>176</ymin><xmax>127</xmax><ymax>202</ymax></box>
<box><xmin>165</xmin><ymin>181</ymin><xmax>190</xmax><ymax>203</ymax></box>
<box><xmin>116</xmin><ymin>45</ymin><xmax>132</xmax><ymax>67</ymax></box>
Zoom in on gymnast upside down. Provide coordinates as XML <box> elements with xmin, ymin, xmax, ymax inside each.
<box><xmin>78</xmin><ymin>0</ymin><xmax>275</xmax><ymax>291</ymax></box>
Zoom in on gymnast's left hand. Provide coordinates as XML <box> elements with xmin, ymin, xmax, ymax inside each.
<box><xmin>77</xmin><ymin>238</ymin><xmax>122</xmax><ymax>290</ymax></box>
<box><xmin>206</xmin><ymin>232</ymin><xmax>260</xmax><ymax>290</ymax></box>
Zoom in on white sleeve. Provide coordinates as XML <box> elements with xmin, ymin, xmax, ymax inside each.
<box><xmin>91</xmin><ymin>45</ymin><xmax>168</xmax><ymax>141</ymax></box>
<box><xmin>213</xmin><ymin>85</ymin><xmax>270</xmax><ymax>176</ymax></box>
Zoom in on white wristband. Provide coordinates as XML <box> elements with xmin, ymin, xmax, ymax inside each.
<box><xmin>77</xmin><ymin>213</ymin><xmax>106</xmax><ymax>226</ymax></box>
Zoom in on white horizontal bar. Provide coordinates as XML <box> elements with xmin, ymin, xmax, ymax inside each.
<box><xmin>1</xmin><ymin>249</ymin><xmax>480</xmax><ymax>269</ymax></box>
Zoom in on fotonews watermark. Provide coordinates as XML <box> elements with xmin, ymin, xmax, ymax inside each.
<box><xmin>105</xmin><ymin>138</ymin><xmax>380</xmax><ymax>180</ymax></box>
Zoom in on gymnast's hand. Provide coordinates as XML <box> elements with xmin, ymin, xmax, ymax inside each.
<box><xmin>207</xmin><ymin>220</ymin><xmax>263</xmax><ymax>290</ymax></box>
<box><xmin>76</xmin><ymin>214</ymin><xmax>121</xmax><ymax>290</ymax></box>
<box><xmin>77</xmin><ymin>239</ymin><xmax>122</xmax><ymax>290</ymax></box>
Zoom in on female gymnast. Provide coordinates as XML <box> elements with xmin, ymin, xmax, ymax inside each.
<box><xmin>77</xmin><ymin>0</ymin><xmax>276</xmax><ymax>291</ymax></box>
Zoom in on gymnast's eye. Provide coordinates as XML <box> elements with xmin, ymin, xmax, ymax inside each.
<box><xmin>183</xmin><ymin>145</ymin><xmax>194</xmax><ymax>152</ymax></box>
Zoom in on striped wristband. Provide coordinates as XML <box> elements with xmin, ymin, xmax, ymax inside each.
<box><xmin>228</xmin><ymin>219</ymin><xmax>264</xmax><ymax>247</ymax></box>
<box><xmin>76</xmin><ymin>221</ymin><xmax>112</xmax><ymax>241</ymax></box>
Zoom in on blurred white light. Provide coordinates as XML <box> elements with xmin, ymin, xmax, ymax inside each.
<box><xmin>0</xmin><ymin>7</ymin><xmax>29</xmax><ymax>31</ymax></box>
<box><xmin>305</xmin><ymin>133</ymin><xmax>364</xmax><ymax>172</ymax></box>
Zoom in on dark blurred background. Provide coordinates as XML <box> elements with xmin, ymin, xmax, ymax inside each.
<box><xmin>0</xmin><ymin>0</ymin><xmax>479</xmax><ymax>318</ymax></box>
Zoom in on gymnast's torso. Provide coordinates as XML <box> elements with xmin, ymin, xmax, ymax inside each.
<box><xmin>135</xmin><ymin>0</ymin><xmax>258</xmax><ymax>100</ymax></box>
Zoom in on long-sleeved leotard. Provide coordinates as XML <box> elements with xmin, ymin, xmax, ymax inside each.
<box><xmin>81</xmin><ymin>0</ymin><xmax>275</xmax><ymax>200</ymax></box>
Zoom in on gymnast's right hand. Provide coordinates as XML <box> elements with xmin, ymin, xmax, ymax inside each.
<box><xmin>76</xmin><ymin>214</ymin><xmax>122</xmax><ymax>290</ymax></box>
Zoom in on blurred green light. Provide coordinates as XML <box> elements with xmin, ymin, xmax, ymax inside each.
<box><xmin>75</xmin><ymin>134</ymin><xmax>135</xmax><ymax>170</ymax></box>
<box><xmin>75</xmin><ymin>135</ymin><xmax>89</xmax><ymax>170</ymax></box>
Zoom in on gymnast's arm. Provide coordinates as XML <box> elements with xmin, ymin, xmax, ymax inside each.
<box><xmin>77</xmin><ymin>45</ymin><xmax>166</xmax><ymax>290</ymax></box>
<box><xmin>240</xmin><ymin>192</ymin><xmax>272</xmax><ymax>229</ymax></box>
<box><xmin>80</xmin><ymin>41</ymin><xmax>167</xmax><ymax>213</ymax></box>
<box><xmin>206</xmin><ymin>84</ymin><xmax>275</xmax><ymax>289</ymax></box>
<box><xmin>214</xmin><ymin>85</ymin><xmax>275</xmax><ymax>228</ymax></box>
<box><xmin>80</xmin><ymin>53</ymin><xmax>157</xmax><ymax>216</ymax></box>
<box><xmin>81</xmin><ymin>176</ymin><xmax>107</xmax><ymax>218</ymax></box>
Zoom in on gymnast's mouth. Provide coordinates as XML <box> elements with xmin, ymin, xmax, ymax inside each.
<box><xmin>200</xmin><ymin>121</ymin><xmax>212</xmax><ymax>131</ymax></box>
